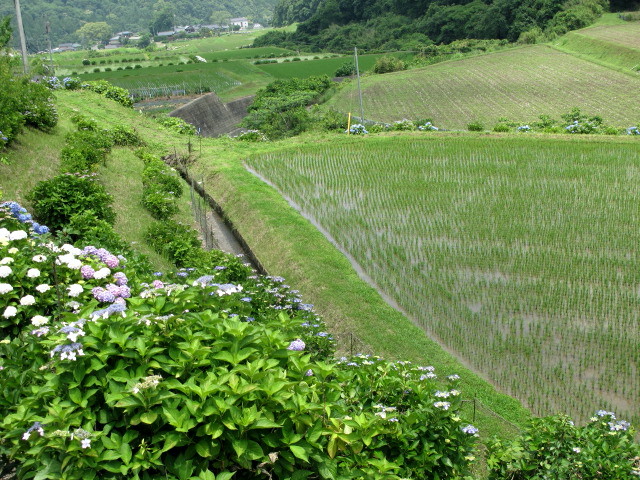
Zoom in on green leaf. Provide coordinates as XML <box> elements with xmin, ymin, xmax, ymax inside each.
<box><xmin>244</xmin><ymin>440</ymin><xmax>264</xmax><ymax>461</ymax></box>
<box><xmin>68</xmin><ymin>388</ymin><xmax>82</xmax><ymax>405</ymax></box>
<box><xmin>140</xmin><ymin>411</ymin><xmax>158</xmax><ymax>424</ymax></box>
<box><xmin>290</xmin><ymin>445</ymin><xmax>309</xmax><ymax>462</ymax></box>
<box><xmin>215</xmin><ymin>473</ymin><xmax>235</xmax><ymax>480</ymax></box>
<box><xmin>119</xmin><ymin>442</ymin><xmax>132</xmax><ymax>465</ymax></box>
<box><xmin>195</xmin><ymin>439</ymin><xmax>214</xmax><ymax>458</ymax></box>
<box><xmin>231</xmin><ymin>438</ymin><xmax>247</xmax><ymax>458</ymax></box>
<box><xmin>327</xmin><ymin>436</ymin><xmax>338</xmax><ymax>459</ymax></box>
<box><xmin>196</xmin><ymin>470</ymin><xmax>215</xmax><ymax>480</ymax></box>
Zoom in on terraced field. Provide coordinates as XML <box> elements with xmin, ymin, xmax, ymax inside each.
<box><xmin>246</xmin><ymin>134</ymin><xmax>640</xmax><ymax>426</ymax></box>
<box><xmin>326</xmin><ymin>45</ymin><xmax>640</xmax><ymax>129</ymax></box>
<box><xmin>578</xmin><ymin>22</ymin><xmax>640</xmax><ymax>49</ymax></box>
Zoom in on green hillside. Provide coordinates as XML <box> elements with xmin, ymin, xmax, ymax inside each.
<box><xmin>325</xmin><ymin>44</ymin><xmax>640</xmax><ymax>129</ymax></box>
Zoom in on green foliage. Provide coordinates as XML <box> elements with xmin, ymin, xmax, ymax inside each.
<box><xmin>76</xmin><ymin>21</ymin><xmax>113</xmax><ymax>46</ymax></box>
<box><xmin>144</xmin><ymin>220</ymin><xmax>201</xmax><ymax>266</ymax></box>
<box><xmin>156</xmin><ymin>116</ymin><xmax>197</xmax><ymax>135</ymax></box>
<box><xmin>27</xmin><ymin>173</ymin><xmax>116</xmax><ymax>232</ymax></box>
<box><xmin>334</xmin><ymin>61</ymin><xmax>355</xmax><ymax>77</ymax></box>
<box><xmin>260</xmin><ymin>0</ymin><xmax>604</xmax><ymax>52</ymax></box>
<box><xmin>236</xmin><ymin>130</ymin><xmax>268</xmax><ymax>142</ymax></box>
<box><xmin>493</xmin><ymin>123</ymin><xmax>511</xmax><ymax>132</ymax></box>
<box><xmin>60</xmin><ymin>130</ymin><xmax>113</xmax><ymax>173</ymax></box>
<box><xmin>0</xmin><ymin>207</ymin><xmax>480</xmax><ymax>478</ymax></box>
<box><xmin>70</xmin><ymin>113</ymin><xmax>99</xmax><ymax>131</ymax></box>
<box><xmin>82</xmin><ymin>81</ymin><xmax>133</xmax><ymax>108</ymax></box>
<box><xmin>109</xmin><ymin>124</ymin><xmax>144</xmax><ymax>146</ymax></box>
<box><xmin>467</xmin><ymin>120</ymin><xmax>485</xmax><ymax>132</ymax></box>
<box><xmin>142</xmin><ymin>191</ymin><xmax>179</xmax><ymax>220</ymax></box>
<box><xmin>487</xmin><ymin>412</ymin><xmax>640</xmax><ymax>479</ymax></box>
<box><xmin>243</xmin><ymin>76</ymin><xmax>333</xmax><ymax>139</ymax></box>
<box><xmin>372</xmin><ymin>55</ymin><xmax>407</xmax><ymax>74</ymax></box>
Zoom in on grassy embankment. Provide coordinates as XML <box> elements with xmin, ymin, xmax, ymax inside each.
<box><xmin>325</xmin><ymin>44</ymin><xmax>640</xmax><ymax>129</ymax></box>
<box><xmin>551</xmin><ymin>16</ymin><xmax>640</xmax><ymax>74</ymax></box>
<box><xmin>0</xmin><ymin>101</ymin><xmax>196</xmax><ymax>272</ymax></box>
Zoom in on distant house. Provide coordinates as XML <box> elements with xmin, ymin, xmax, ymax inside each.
<box><xmin>56</xmin><ymin>43</ymin><xmax>80</xmax><ymax>52</ymax></box>
<box><xmin>156</xmin><ymin>30</ymin><xmax>176</xmax><ymax>39</ymax></box>
<box><xmin>230</xmin><ymin>17</ymin><xmax>249</xmax><ymax>29</ymax></box>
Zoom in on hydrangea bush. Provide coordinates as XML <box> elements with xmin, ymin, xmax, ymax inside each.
<box><xmin>0</xmin><ymin>203</ymin><xmax>481</xmax><ymax>479</ymax></box>
<box><xmin>487</xmin><ymin>411</ymin><xmax>640</xmax><ymax>479</ymax></box>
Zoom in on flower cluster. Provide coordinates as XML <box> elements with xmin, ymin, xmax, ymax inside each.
<box><xmin>626</xmin><ymin>126</ymin><xmax>640</xmax><ymax>135</ymax></box>
<box><xmin>1</xmin><ymin>201</ymin><xmax>49</xmax><ymax>235</ymax></box>
<box><xmin>132</xmin><ymin>374</ymin><xmax>162</xmax><ymax>394</ymax></box>
<box><xmin>517</xmin><ymin>125</ymin><xmax>531</xmax><ymax>132</ymax></box>
<box><xmin>347</xmin><ymin>124</ymin><xmax>368</xmax><ymax>135</ymax></box>
<box><xmin>418</xmin><ymin>121</ymin><xmax>439</xmax><ymax>131</ymax></box>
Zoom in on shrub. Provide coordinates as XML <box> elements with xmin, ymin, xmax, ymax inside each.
<box><xmin>18</xmin><ymin>80</ymin><xmax>58</xmax><ymax>132</ymax></box>
<box><xmin>109</xmin><ymin>124</ymin><xmax>144</xmax><ymax>146</ymax></box>
<box><xmin>467</xmin><ymin>121</ymin><xmax>484</xmax><ymax>132</ymax></box>
<box><xmin>145</xmin><ymin>220</ymin><xmax>201</xmax><ymax>266</ymax></box>
<box><xmin>418</xmin><ymin>121</ymin><xmax>439</xmax><ymax>131</ymax></box>
<box><xmin>236</xmin><ymin>129</ymin><xmax>268</xmax><ymax>142</ymax></box>
<box><xmin>390</xmin><ymin>119</ymin><xmax>416</xmax><ymax>131</ymax></box>
<box><xmin>70</xmin><ymin>113</ymin><xmax>99</xmax><ymax>131</ymax></box>
<box><xmin>334</xmin><ymin>61</ymin><xmax>356</xmax><ymax>77</ymax></box>
<box><xmin>347</xmin><ymin>123</ymin><xmax>368</xmax><ymax>135</ymax></box>
<box><xmin>487</xmin><ymin>412</ymin><xmax>640</xmax><ymax>479</ymax></box>
<box><xmin>493</xmin><ymin>123</ymin><xmax>511</xmax><ymax>132</ymax></box>
<box><xmin>156</xmin><ymin>116</ymin><xmax>197</xmax><ymax>135</ymax></box>
<box><xmin>82</xmin><ymin>59</ymin><xmax>90</xmax><ymax>65</ymax></box>
<box><xmin>27</xmin><ymin>173</ymin><xmax>116</xmax><ymax>232</ymax></box>
<box><xmin>59</xmin><ymin>130</ymin><xmax>113</xmax><ymax>173</ymax></box>
<box><xmin>82</xmin><ymin>81</ymin><xmax>133</xmax><ymax>108</ymax></box>
<box><xmin>373</xmin><ymin>55</ymin><xmax>407</xmax><ymax>74</ymax></box>
<box><xmin>368</xmin><ymin>123</ymin><xmax>390</xmax><ymax>133</ymax></box>
<box><xmin>0</xmin><ymin>204</ymin><xmax>480</xmax><ymax>479</ymax></box>
<box><xmin>141</xmin><ymin>191</ymin><xmax>179</xmax><ymax>220</ymax></box>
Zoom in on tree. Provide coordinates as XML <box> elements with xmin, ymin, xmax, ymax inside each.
<box><xmin>137</xmin><ymin>33</ymin><xmax>151</xmax><ymax>48</ymax></box>
<box><xmin>75</xmin><ymin>22</ymin><xmax>112</xmax><ymax>46</ymax></box>
<box><xmin>149</xmin><ymin>5</ymin><xmax>174</xmax><ymax>35</ymax></box>
<box><xmin>0</xmin><ymin>16</ymin><xmax>11</xmax><ymax>49</ymax></box>
<box><xmin>210</xmin><ymin>9</ymin><xmax>231</xmax><ymax>28</ymax></box>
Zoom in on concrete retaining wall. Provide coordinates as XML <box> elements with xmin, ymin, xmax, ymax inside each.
<box><xmin>168</xmin><ymin>93</ymin><xmax>254</xmax><ymax>137</ymax></box>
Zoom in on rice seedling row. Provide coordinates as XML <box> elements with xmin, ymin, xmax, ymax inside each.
<box><xmin>246</xmin><ymin>134</ymin><xmax>640</xmax><ymax>425</ymax></box>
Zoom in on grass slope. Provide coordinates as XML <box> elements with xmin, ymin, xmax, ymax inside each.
<box><xmin>0</xmin><ymin>95</ymin><xmax>198</xmax><ymax>271</ymax></box>
<box><xmin>325</xmin><ymin>45</ymin><xmax>640</xmax><ymax>129</ymax></box>
<box><xmin>52</xmin><ymin>90</ymin><xmax>531</xmax><ymax>446</ymax></box>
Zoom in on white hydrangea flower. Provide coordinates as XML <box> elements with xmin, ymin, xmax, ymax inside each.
<box><xmin>67</xmin><ymin>284</ymin><xmax>83</xmax><ymax>297</ymax></box>
<box><xmin>0</xmin><ymin>283</ymin><xmax>13</xmax><ymax>294</ymax></box>
<box><xmin>9</xmin><ymin>230</ymin><xmax>28</xmax><ymax>241</ymax></box>
<box><xmin>31</xmin><ymin>315</ymin><xmax>49</xmax><ymax>326</ymax></box>
<box><xmin>20</xmin><ymin>295</ymin><xmax>36</xmax><ymax>306</ymax></box>
<box><xmin>0</xmin><ymin>266</ymin><xmax>12</xmax><ymax>278</ymax></box>
<box><xmin>0</xmin><ymin>257</ymin><xmax>13</xmax><ymax>265</ymax></box>
<box><xmin>32</xmin><ymin>255</ymin><xmax>47</xmax><ymax>263</ymax></box>
<box><xmin>35</xmin><ymin>284</ymin><xmax>51</xmax><ymax>293</ymax></box>
<box><xmin>2</xmin><ymin>306</ymin><xmax>17</xmax><ymax>318</ymax></box>
<box><xmin>93</xmin><ymin>267</ymin><xmax>111</xmax><ymax>279</ymax></box>
<box><xmin>27</xmin><ymin>268</ymin><xmax>41</xmax><ymax>278</ymax></box>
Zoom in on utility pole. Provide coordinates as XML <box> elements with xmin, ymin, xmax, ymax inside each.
<box><xmin>45</xmin><ymin>20</ymin><xmax>54</xmax><ymax>75</ymax></box>
<box><xmin>14</xmin><ymin>0</ymin><xmax>29</xmax><ymax>74</ymax></box>
<box><xmin>354</xmin><ymin>47</ymin><xmax>364</xmax><ymax>123</ymax></box>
